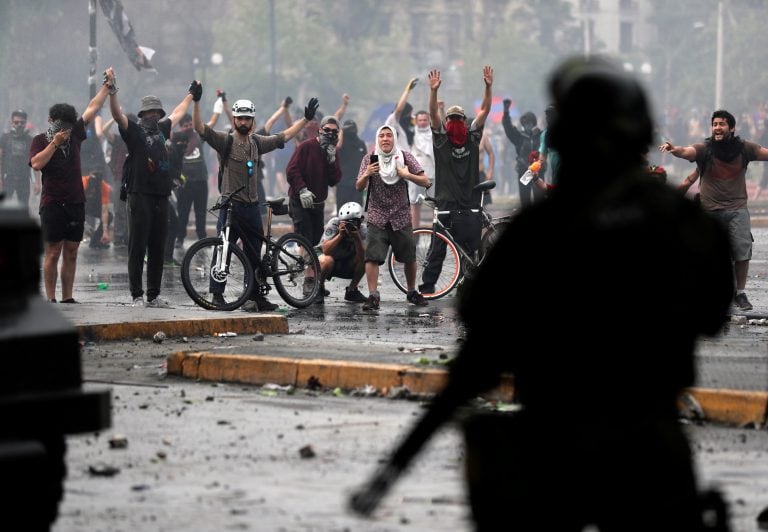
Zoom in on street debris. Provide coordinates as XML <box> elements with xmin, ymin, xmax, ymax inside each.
<box><xmin>679</xmin><ymin>393</ymin><xmax>705</xmax><ymax>422</ymax></box>
<box><xmin>88</xmin><ymin>463</ymin><xmax>120</xmax><ymax>477</ymax></box>
<box><xmin>216</xmin><ymin>331</ymin><xmax>237</xmax><ymax>337</ymax></box>
<box><xmin>350</xmin><ymin>384</ymin><xmax>379</xmax><ymax>397</ymax></box>
<box><xmin>108</xmin><ymin>434</ymin><xmax>128</xmax><ymax>449</ymax></box>
<box><xmin>299</xmin><ymin>445</ymin><xmax>316</xmax><ymax>459</ymax></box>
<box><xmin>152</xmin><ymin>331</ymin><xmax>167</xmax><ymax>343</ymax></box>
<box><xmin>252</xmin><ymin>333</ymin><xmax>265</xmax><ymax>341</ymax></box>
<box><xmin>386</xmin><ymin>386</ymin><xmax>412</xmax><ymax>400</ymax></box>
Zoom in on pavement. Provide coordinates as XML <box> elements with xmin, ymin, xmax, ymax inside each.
<box><xmin>44</xmin><ymin>204</ymin><xmax>768</xmax><ymax>430</ymax></box>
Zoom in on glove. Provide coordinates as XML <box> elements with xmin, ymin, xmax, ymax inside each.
<box><xmin>283</xmin><ymin>96</ymin><xmax>293</xmax><ymax>108</ymax></box>
<box><xmin>503</xmin><ymin>98</ymin><xmax>512</xmax><ymax>111</ymax></box>
<box><xmin>304</xmin><ymin>97</ymin><xmax>319</xmax><ymax>121</ymax></box>
<box><xmin>189</xmin><ymin>81</ymin><xmax>203</xmax><ymax>102</ymax></box>
<box><xmin>213</xmin><ymin>97</ymin><xmax>224</xmax><ymax>114</ymax></box>
<box><xmin>406</xmin><ymin>77</ymin><xmax>418</xmax><ymax>91</ymax></box>
<box><xmin>216</xmin><ymin>89</ymin><xmax>226</xmax><ymax>101</ymax></box>
<box><xmin>299</xmin><ymin>187</ymin><xmax>316</xmax><ymax>209</ymax></box>
<box><xmin>326</xmin><ymin>145</ymin><xmax>337</xmax><ymax>164</ymax></box>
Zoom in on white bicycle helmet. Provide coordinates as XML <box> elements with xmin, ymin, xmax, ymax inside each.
<box><xmin>232</xmin><ymin>99</ymin><xmax>256</xmax><ymax>118</ymax></box>
<box><xmin>338</xmin><ymin>202</ymin><xmax>363</xmax><ymax>221</ymax></box>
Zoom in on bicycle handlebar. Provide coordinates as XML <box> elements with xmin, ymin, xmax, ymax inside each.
<box><xmin>210</xmin><ymin>185</ymin><xmax>247</xmax><ymax>212</ymax></box>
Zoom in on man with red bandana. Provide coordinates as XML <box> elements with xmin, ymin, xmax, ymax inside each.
<box><xmin>419</xmin><ymin>66</ymin><xmax>493</xmax><ymax>295</ymax></box>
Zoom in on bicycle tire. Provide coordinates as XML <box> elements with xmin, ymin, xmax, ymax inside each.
<box><xmin>271</xmin><ymin>232</ymin><xmax>321</xmax><ymax>308</ymax></box>
<box><xmin>480</xmin><ymin>220</ymin><xmax>510</xmax><ymax>260</ymax></box>
<box><xmin>181</xmin><ymin>237</ymin><xmax>254</xmax><ymax>311</ymax></box>
<box><xmin>387</xmin><ymin>227</ymin><xmax>461</xmax><ymax>300</ymax></box>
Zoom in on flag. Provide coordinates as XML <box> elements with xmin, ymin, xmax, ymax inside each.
<box><xmin>98</xmin><ymin>0</ymin><xmax>156</xmax><ymax>71</ymax></box>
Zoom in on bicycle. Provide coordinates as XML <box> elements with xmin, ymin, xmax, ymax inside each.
<box><xmin>387</xmin><ymin>180</ymin><xmax>511</xmax><ymax>300</ymax></box>
<box><xmin>180</xmin><ymin>186</ymin><xmax>321</xmax><ymax>310</ymax></box>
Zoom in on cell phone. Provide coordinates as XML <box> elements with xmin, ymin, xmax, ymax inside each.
<box><xmin>370</xmin><ymin>154</ymin><xmax>378</xmax><ymax>164</ymax></box>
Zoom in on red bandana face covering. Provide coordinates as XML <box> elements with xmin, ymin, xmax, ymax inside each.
<box><xmin>445</xmin><ymin>119</ymin><xmax>468</xmax><ymax>146</ymax></box>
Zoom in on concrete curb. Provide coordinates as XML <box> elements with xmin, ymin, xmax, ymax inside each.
<box><xmin>166</xmin><ymin>351</ymin><xmax>768</xmax><ymax>427</ymax></box>
<box><xmin>77</xmin><ymin>315</ymin><xmax>288</xmax><ymax>341</ymax></box>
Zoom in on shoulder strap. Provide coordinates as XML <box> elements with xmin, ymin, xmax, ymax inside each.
<box><xmin>217</xmin><ymin>132</ymin><xmax>234</xmax><ymax>193</ymax></box>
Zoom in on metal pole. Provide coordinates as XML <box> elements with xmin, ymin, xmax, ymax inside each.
<box><xmin>714</xmin><ymin>0</ymin><xmax>723</xmax><ymax>109</ymax></box>
<box><xmin>89</xmin><ymin>0</ymin><xmax>97</xmax><ymax>99</ymax></box>
<box><xmin>269</xmin><ymin>0</ymin><xmax>277</xmax><ymax>103</ymax></box>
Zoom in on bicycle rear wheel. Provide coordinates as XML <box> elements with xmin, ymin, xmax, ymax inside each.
<box><xmin>387</xmin><ymin>227</ymin><xmax>462</xmax><ymax>300</ymax></box>
<box><xmin>271</xmin><ymin>233</ymin><xmax>321</xmax><ymax>308</ymax></box>
<box><xmin>181</xmin><ymin>237</ymin><xmax>254</xmax><ymax>311</ymax></box>
<box><xmin>480</xmin><ymin>220</ymin><xmax>510</xmax><ymax>260</ymax></box>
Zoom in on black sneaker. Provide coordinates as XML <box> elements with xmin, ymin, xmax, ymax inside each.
<box><xmin>734</xmin><ymin>292</ymin><xmax>753</xmax><ymax>311</ymax></box>
<box><xmin>212</xmin><ymin>293</ymin><xmax>226</xmax><ymax>307</ymax></box>
<box><xmin>407</xmin><ymin>291</ymin><xmax>428</xmax><ymax>306</ymax></box>
<box><xmin>256</xmin><ymin>296</ymin><xmax>278</xmax><ymax>311</ymax></box>
<box><xmin>418</xmin><ymin>283</ymin><xmax>435</xmax><ymax>294</ymax></box>
<box><xmin>362</xmin><ymin>291</ymin><xmax>380</xmax><ymax>311</ymax></box>
<box><xmin>344</xmin><ymin>287</ymin><xmax>367</xmax><ymax>303</ymax></box>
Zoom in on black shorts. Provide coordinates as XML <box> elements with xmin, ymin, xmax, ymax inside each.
<box><xmin>40</xmin><ymin>202</ymin><xmax>85</xmax><ymax>243</ymax></box>
<box><xmin>330</xmin><ymin>255</ymin><xmax>359</xmax><ymax>280</ymax></box>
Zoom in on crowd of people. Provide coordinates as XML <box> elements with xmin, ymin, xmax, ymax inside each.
<box><xmin>3</xmin><ymin>61</ymin><xmax>768</xmax><ymax>313</ymax></box>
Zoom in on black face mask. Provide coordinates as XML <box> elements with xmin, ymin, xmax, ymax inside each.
<box><xmin>12</xmin><ymin>124</ymin><xmax>25</xmax><ymax>134</ymax></box>
<box><xmin>320</xmin><ymin>129</ymin><xmax>339</xmax><ymax>146</ymax></box>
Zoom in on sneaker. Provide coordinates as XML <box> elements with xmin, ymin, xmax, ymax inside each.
<box><xmin>212</xmin><ymin>293</ymin><xmax>226</xmax><ymax>307</ymax></box>
<box><xmin>362</xmin><ymin>291</ymin><xmax>380</xmax><ymax>311</ymax></box>
<box><xmin>241</xmin><ymin>300</ymin><xmax>258</xmax><ymax>312</ymax></box>
<box><xmin>407</xmin><ymin>291</ymin><xmax>428</xmax><ymax>306</ymax></box>
<box><xmin>256</xmin><ymin>295</ymin><xmax>278</xmax><ymax>311</ymax></box>
<box><xmin>734</xmin><ymin>292</ymin><xmax>753</xmax><ymax>311</ymax></box>
<box><xmin>344</xmin><ymin>287</ymin><xmax>367</xmax><ymax>303</ymax></box>
<box><xmin>145</xmin><ymin>297</ymin><xmax>171</xmax><ymax>308</ymax></box>
<box><xmin>418</xmin><ymin>283</ymin><xmax>435</xmax><ymax>294</ymax></box>
<box><xmin>60</xmin><ymin>298</ymin><xmax>80</xmax><ymax>304</ymax></box>
<box><xmin>132</xmin><ymin>296</ymin><xmax>144</xmax><ymax>307</ymax></box>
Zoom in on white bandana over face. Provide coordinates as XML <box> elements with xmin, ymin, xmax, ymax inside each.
<box><xmin>375</xmin><ymin>125</ymin><xmax>404</xmax><ymax>185</ymax></box>
<box><xmin>413</xmin><ymin>125</ymin><xmax>432</xmax><ymax>157</ymax></box>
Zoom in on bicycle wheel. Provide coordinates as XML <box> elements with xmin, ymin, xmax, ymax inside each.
<box><xmin>181</xmin><ymin>237</ymin><xmax>254</xmax><ymax>311</ymax></box>
<box><xmin>480</xmin><ymin>220</ymin><xmax>510</xmax><ymax>260</ymax></box>
<box><xmin>271</xmin><ymin>232</ymin><xmax>321</xmax><ymax>308</ymax></box>
<box><xmin>387</xmin><ymin>227</ymin><xmax>462</xmax><ymax>300</ymax></box>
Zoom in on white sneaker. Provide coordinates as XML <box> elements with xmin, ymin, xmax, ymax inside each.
<box><xmin>145</xmin><ymin>297</ymin><xmax>171</xmax><ymax>308</ymax></box>
<box><xmin>132</xmin><ymin>296</ymin><xmax>144</xmax><ymax>307</ymax></box>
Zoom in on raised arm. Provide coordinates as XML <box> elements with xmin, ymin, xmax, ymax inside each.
<box><xmin>428</xmin><ymin>70</ymin><xmax>442</xmax><ymax>129</ymax></box>
<box><xmin>658</xmin><ymin>141</ymin><xmax>696</xmax><ymax>162</ymax></box>
<box><xmin>394</xmin><ymin>80</ymin><xmax>417</xmax><ymax>120</ymax></box>
<box><xmin>82</xmin><ymin>80</ymin><xmax>110</xmax><ymax>126</ymax></box>
<box><xmin>264</xmin><ymin>97</ymin><xmax>292</xmax><ymax>134</ymax></box>
<box><xmin>104</xmin><ymin>68</ymin><xmax>128</xmax><ymax>130</ymax></box>
<box><xmin>167</xmin><ymin>89</ymin><xmax>195</xmax><ymax>128</ymax></box>
<box><xmin>334</xmin><ymin>93</ymin><xmax>350</xmax><ymax>121</ymax></box>
<box><xmin>280</xmin><ymin>98</ymin><xmax>318</xmax><ymax>142</ymax></box>
<box><xmin>473</xmin><ymin>66</ymin><xmax>493</xmax><ymax>130</ymax></box>
<box><xmin>206</xmin><ymin>90</ymin><xmax>228</xmax><ymax>128</ymax></box>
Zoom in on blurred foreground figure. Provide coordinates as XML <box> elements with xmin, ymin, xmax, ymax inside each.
<box><xmin>350</xmin><ymin>55</ymin><xmax>734</xmax><ymax>531</ymax></box>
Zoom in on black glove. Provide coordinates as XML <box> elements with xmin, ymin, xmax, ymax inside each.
<box><xmin>189</xmin><ymin>81</ymin><xmax>203</xmax><ymax>102</ymax></box>
<box><xmin>304</xmin><ymin>98</ymin><xmax>319</xmax><ymax>121</ymax></box>
<box><xmin>216</xmin><ymin>89</ymin><xmax>226</xmax><ymax>102</ymax></box>
<box><xmin>283</xmin><ymin>96</ymin><xmax>293</xmax><ymax>108</ymax></box>
<box><xmin>503</xmin><ymin>98</ymin><xmax>512</xmax><ymax>111</ymax></box>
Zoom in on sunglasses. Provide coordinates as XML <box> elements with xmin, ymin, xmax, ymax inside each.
<box><xmin>246</xmin><ymin>160</ymin><xmax>254</xmax><ymax>177</ymax></box>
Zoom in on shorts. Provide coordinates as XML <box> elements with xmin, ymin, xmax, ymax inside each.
<box><xmin>329</xmin><ymin>255</ymin><xmax>359</xmax><ymax>280</ymax></box>
<box><xmin>709</xmin><ymin>208</ymin><xmax>752</xmax><ymax>262</ymax></box>
<box><xmin>39</xmin><ymin>202</ymin><xmax>85</xmax><ymax>243</ymax></box>
<box><xmin>365</xmin><ymin>223</ymin><xmax>415</xmax><ymax>265</ymax></box>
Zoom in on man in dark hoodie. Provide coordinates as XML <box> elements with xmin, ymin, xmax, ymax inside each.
<box><xmin>501</xmin><ymin>105</ymin><xmax>542</xmax><ymax>207</ymax></box>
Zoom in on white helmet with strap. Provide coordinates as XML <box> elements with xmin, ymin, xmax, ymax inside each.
<box><xmin>232</xmin><ymin>99</ymin><xmax>256</xmax><ymax>118</ymax></box>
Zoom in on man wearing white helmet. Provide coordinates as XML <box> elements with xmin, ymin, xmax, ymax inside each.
<box><xmin>315</xmin><ymin>201</ymin><xmax>368</xmax><ymax>304</ymax></box>
<box><xmin>190</xmin><ymin>81</ymin><xmax>319</xmax><ymax>311</ymax></box>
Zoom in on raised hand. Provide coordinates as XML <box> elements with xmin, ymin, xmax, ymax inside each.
<box><xmin>428</xmin><ymin>70</ymin><xmax>441</xmax><ymax>91</ymax></box>
<box><xmin>304</xmin><ymin>97</ymin><xmax>319</xmax><ymax>121</ymax></box>
<box><xmin>483</xmin><ymin>65</ymin><xmax>494</xmax><ymax>87</ymax></box>
<box><xmin>189</xmin><ymin>80</ymin><xmax>203</xmax><ymax>102</ymax></box>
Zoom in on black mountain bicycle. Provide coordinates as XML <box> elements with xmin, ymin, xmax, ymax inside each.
<box><xmin>181</xmin><ymin>186</ymin><xmax>321</xmax><ymax>310</ymax></box>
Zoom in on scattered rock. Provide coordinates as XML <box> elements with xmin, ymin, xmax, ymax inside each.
<box><xmin>350</xmin><ymin>384</ymin><xmax>379</xmax><ymax>397</ymax></box>
<box><xmin>730</xmin><ymin>315</ymin><xmax>748</xmax><ymax>325</ymax></box>
<box><xmin>108</xmin><ymin>434</ymin><xmax>128</xmax><ymax>449</ymax></box>
<box><xmin>252</xmin><ymin>333</ymin><xmax>265</xmax><ymax>341</ymax></box>
<box><xmin>152</xmin><ymin>331</ymin><xmax>167</xmax><ymax>344</ymax></box>
<box><xmin>131</xmin><ymin>484</ymin><xmax>151</xmax><ymax>491</ymax></box>
<box><xmin>299</xmin><ymin>445</ymin><xmax>316</xmax><ymax>459</ymax></box>
<box><xmin>678</xmin><ymin>393</ymin><xmax>705</xmax><ymax>422</ymax></box>
<box><xmin>88</xmin><ymin>463</ymin><xmax>120</xmax><ymax>477</ymax></box>
<box><xmin>387</xmin><ymin>386</ymin><xmax>412</xmax><ymax>400</ymax></box>
<box><xmin>307</xmin><ymin>376</ymin><xmax>322</xmax><ymax>390</ymax></box>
